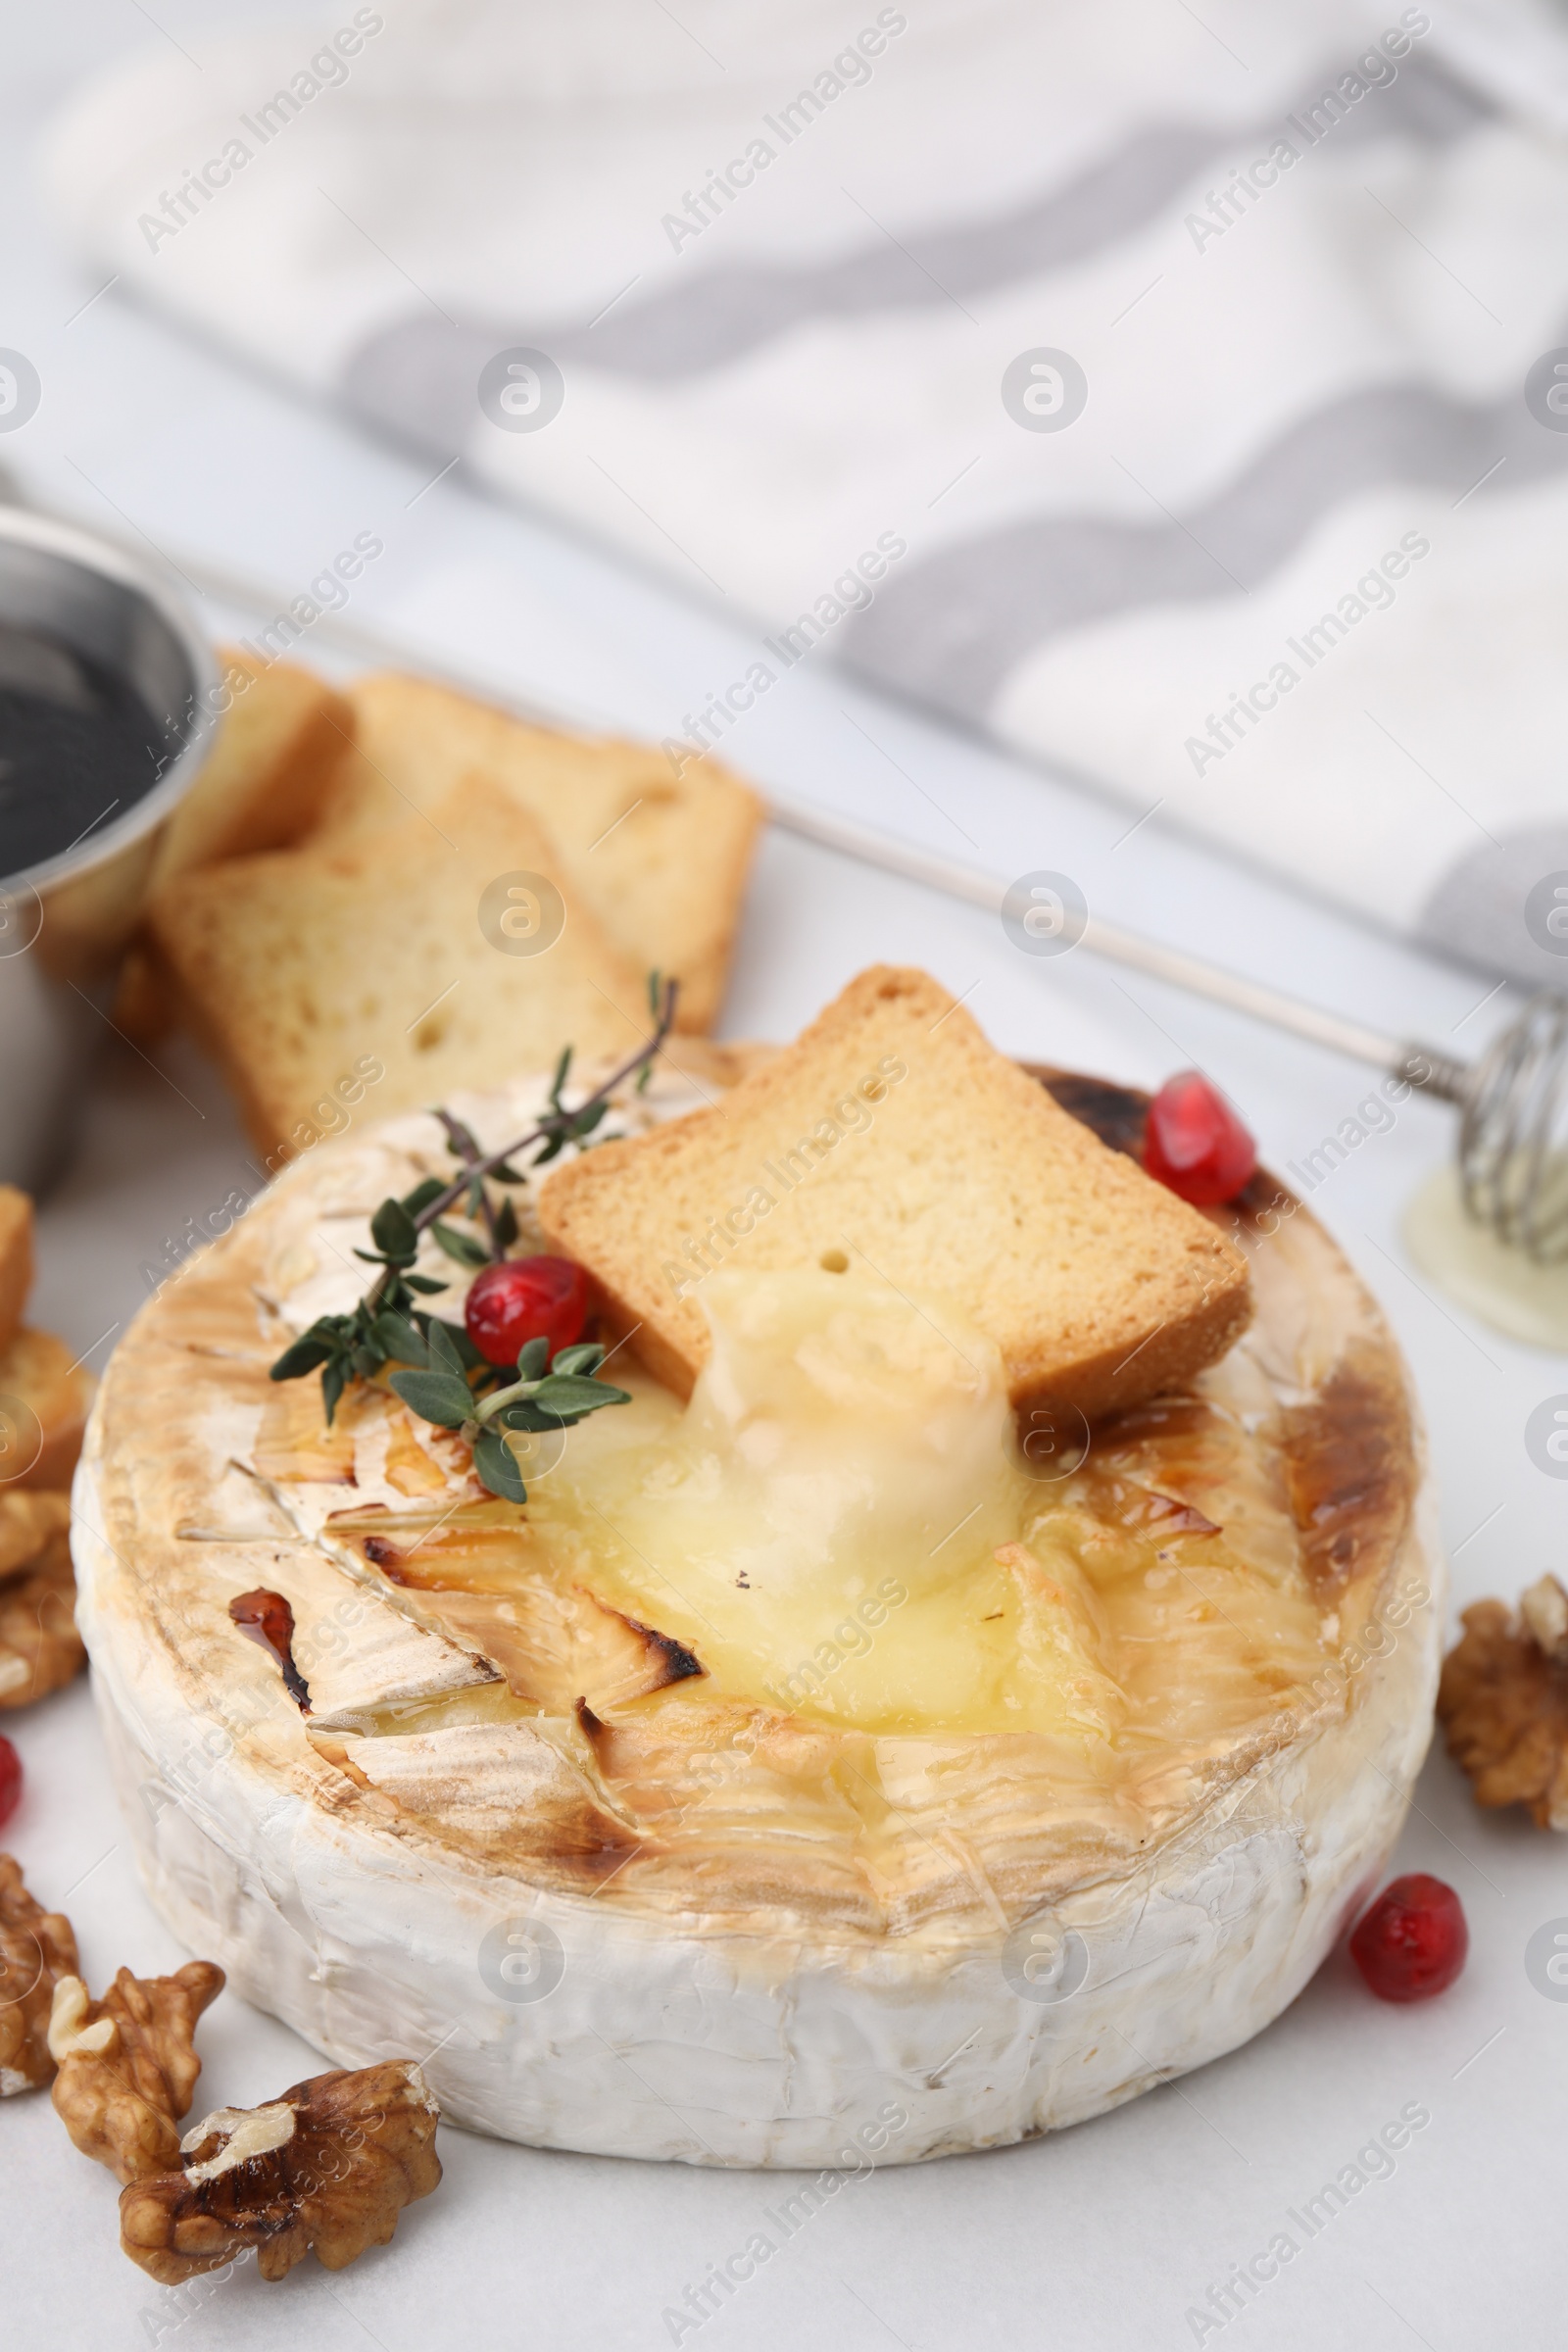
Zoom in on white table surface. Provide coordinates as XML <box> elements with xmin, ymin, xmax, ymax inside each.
<box><xmin>6</xmin><ymin>9</ymin><xmax>1566</xmax><ymax>2348</ymax></box>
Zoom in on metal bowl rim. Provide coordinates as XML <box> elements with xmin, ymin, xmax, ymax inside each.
<box><xmin>0</xmin><ymin>504</ymin><xmax>220</xmax><ymax>899</ymax></box>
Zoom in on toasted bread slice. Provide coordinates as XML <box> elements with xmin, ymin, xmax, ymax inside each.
<box><xmin>538</xmin><ymin>965</ymin><xmax>1252</xmax><ymax>1420</ymax></box>
<box><xmin>0</xmin><ymin>1329</ymin><xmax>95</xmax><ymax>1493</ymax></box>
<box><xmin>0</xmin><ymin>1191</ymin><xmax>33</xmax><ymax>1358</ymax></box>
<box><xmin>324</xmin><ymin>673</ymin><xmax>762</xmax><ymax>1032</ymax></box>
<box><xmin>112</xmin><ymin>650</ymin><xmax>355</xmax><ymax>1042</ymax></box>
<box><xmin>145</xmin><ymin>771</ymin><xmax>656</xmax><ymax>1158</ymax></box>
<box><xmin>153</xmin><ymin>647</ymin><xmax>353</xmax><ymax>883</ymax></box>
<box><xmin>111</xmin><ymin>947</ymin><xmax>172</xmax><ymax>1043</ymax></box>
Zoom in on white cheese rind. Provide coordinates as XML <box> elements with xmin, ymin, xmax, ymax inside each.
<box><xmin>71</xmin><ymin>1051</ymin><xmax>1445</xmax><ymax>2169</ymax></box>
<box><xmin>73</xmin><ymin>1457</ymin><xmax>1442</xmax><ymax>2169</ymax></box>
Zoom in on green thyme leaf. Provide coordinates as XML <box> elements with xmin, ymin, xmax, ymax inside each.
<box><xmin>551</xmin><ymin>1343</ymin><xmax>605</xmax><ymax>1377</ymax></box>
<box><xmin>529</xmin><ymin>1373</ymin><xmax>632</xmax><ymax>1420</ymax></box>
<box><xmin>432</xmin><ymin>1221</ymin><xmax>489</xmax><ymax>1269</ymax></box>
<box><xmin>371</xmin><ymin>1311</ymin><xmax>429</xmax><ymax>1366</ymax></box>
<box><xmin>493</xmin><ymin>1398</ymin><xmax>558</xmax><ymax>1433</ymax></box>
<box><xmin>426</xmin><ymin>1320</ymin><xmax>467</xmax><ymax>1376</ymax></box>
<box><xmin>516</xmin><ymin>1335</ymin><xmax>551</xmax><ymax>1382</ymax></box>
<box><xmin>401</xmin><ymin>1176</ymin><xmax>449</xmax><ymax>1218</ymax></box>
<box><xmin>494</xmin><ymin>1196</ymin><xmax>518</xmax><ymax>1250</ymax></box>
<box><xmin>270</xmin><ymin>1332</ymin><xmax>334</xmax><ymax>1381</ymax></box>
<box><xmin>404</xmin><ymin>1273</ymin><xmax>449</xmax><ymax>1295</ymax></box>
<box><xmin>388</xmin><ymin>1368</ymin><xmax>475</xmax><ymax>1430</ymax></box>
<box><xmin>639</xmin><ymin>970</ymin><xmax>662</xmax><ymax>1090</ymax></box>
<box><xmin>370</xmin><ymin>1198</ymin><xmax>417</xmax><ymax>1259</ymax></box>
<box><xmin>496</xmin><ymin>1392</ymin><xmax>621</xmax><ymax>1432</ymax></box>
<box><xmin>429</xmin><ymin>1318</ymin><xmax>487</xmax><ymax>1373</ymax></box>
<box><xmin>321</xmin><ymin>1358</ymin><xmax>348</xmax><ymax>1426</ymax></box>
<box><xmin>472</xmin><ymin>1427</ymin><xmax>527</xmax><ymax>1503</ymax></box>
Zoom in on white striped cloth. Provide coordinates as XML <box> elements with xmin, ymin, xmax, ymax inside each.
<box><xmin>43</xmin><ymin>0</ymin><xmax>1568</xmax><ymax>984</ymax></box>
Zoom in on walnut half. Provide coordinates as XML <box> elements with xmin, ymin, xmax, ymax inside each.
<box><xmin>50</xmin><ymin>1959</ymin><xmax>225</xmax><ymax>2182</ymax></box>
<box><xmin>0</xmin><ymin>1853</ymin><xmax>78</xmax><ymax>2094</ymax></box>
<box><xmin>1438</xmin><ymin>1575</ymin><xmax>1568</xmax><ymax>1829</ymax></box>
<box><xmin>0</xmin><ymin>1494</ymin><xmax>84</xmax><ymax>1709</ymax></box>
<box><xmin>119</xmin><ymin>2060</ymin><xmax>442</xmax><ymax>2283</ymax></box>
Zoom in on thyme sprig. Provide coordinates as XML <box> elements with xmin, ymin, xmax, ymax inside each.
<box><xmin>385</xmin><ymin>1327</ymin><xmax>628</xmax><ymax>1504</ymax></box>
<box><xmin>361</xmin><ymin>968</ymin><xmax>676</xmax><ymax>1310</ymax></box>
<box><xmin>267</xmin><ymin>976</ymin><xmax>676</xmax><ymax>1496</ymax></box>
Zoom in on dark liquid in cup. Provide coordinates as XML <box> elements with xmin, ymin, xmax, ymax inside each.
<box><xmin>0</xmin><ymin>621</ymin><xmax>171</xmax><ymax>882</ymax></box>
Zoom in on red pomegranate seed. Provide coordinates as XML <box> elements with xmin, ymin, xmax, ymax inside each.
<box><xmin>1349</xmin><ymin>1873</ymin><xmax>1468</xmax><ymax>2002</ymax></box>
<box><xmin>465</xmin><ymin>1254</ymin><xmax>591</xmax><ymax>1369</ymax></box>
<box><xmin>0</xmin><ymin>1735</ymin><xmax>21</xmax><ymax>1829</ymax></box>
<box><xmin>1144</xmin><ymin>1070</ymin><xmax>1257</xmax><ymax>1204</ymax></box>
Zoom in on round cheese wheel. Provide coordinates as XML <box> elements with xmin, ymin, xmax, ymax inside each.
<box><xmin>74</xmin><ymin>1054</ymin><xmax>1443</xmax><ymax>2168</ymax></box>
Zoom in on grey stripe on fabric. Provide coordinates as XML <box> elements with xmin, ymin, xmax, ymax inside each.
<box><xmin>1418</xmin><ymin>830</ymin><xmax>1568</xmax><ymax>989</ymax></box>
<box><xmin>341</xmin><ymin>50</ymin><xmax>1493</xmax><ymax>429</ymax></box>
<box><xmin>555</xmin><ymin>51</ymin><xmax>1490</xmax><ymax>376</ymax></box>
<box><xmin>843</xmin><ymin>379</ymin><xmax>1568</xmax><ymax>717</ymax></box>
<box><xmin>343</xmin><ymin>318</ymin><xmax>500</xmax><ymax>458</ymax></box>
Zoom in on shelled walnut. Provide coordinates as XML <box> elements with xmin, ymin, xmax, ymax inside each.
<box><xmin>1438</xmin><ymin>1574</ymin><xmax>1568</xmax><ymax>1829</ymax></box>
<box><xmin>119</xmin><ymin>2060</ymin><xmax>442</xmax><ymax>2283</ymax></box>
<box><xmin>0</xmin><ymin>1853</ymin><xmax>78</xmax><ymax>2094</ymax></box>
<box><xmin>0</xmin><ymin>1493</ymin><xmax>84</xmax><ymax>1708</ymax></box>
<box><xmin>0</xmin><ymin>1494</ymin><xmax>66</xmax><ymax>1576</ymax></box>
<box><xmin>50</xmin><ymin>1960</ymin><xmax>225</xmax><ymax>2182</ymax></box>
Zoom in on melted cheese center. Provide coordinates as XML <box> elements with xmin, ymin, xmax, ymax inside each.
<box><xmin>523</xmin><ymin>1270</ymin><xmax>1331</xmax><ymax>1740</ymax></box>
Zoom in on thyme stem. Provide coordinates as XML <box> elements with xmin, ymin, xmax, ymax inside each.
<box><xmin>435</xmin><ymin>1109</ymin><xmax>501</xmax><ymax>1256</ymax></box>
<box><xmin>473</xmin><ymin>1379</ymin><xmax>533</xmax><ymax>1426</ymax></box>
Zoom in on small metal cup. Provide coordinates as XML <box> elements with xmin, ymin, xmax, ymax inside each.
<box><xmin>0</xmin><ymin>508</ymin><xmax>218</xmax><ymax>1192</ymax></box>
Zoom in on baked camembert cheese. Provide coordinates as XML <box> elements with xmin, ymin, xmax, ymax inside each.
<box><xmin>73</xmin><ymin>984</ymin><xmax>1443</xmax><ymax>2168</ymax></box>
